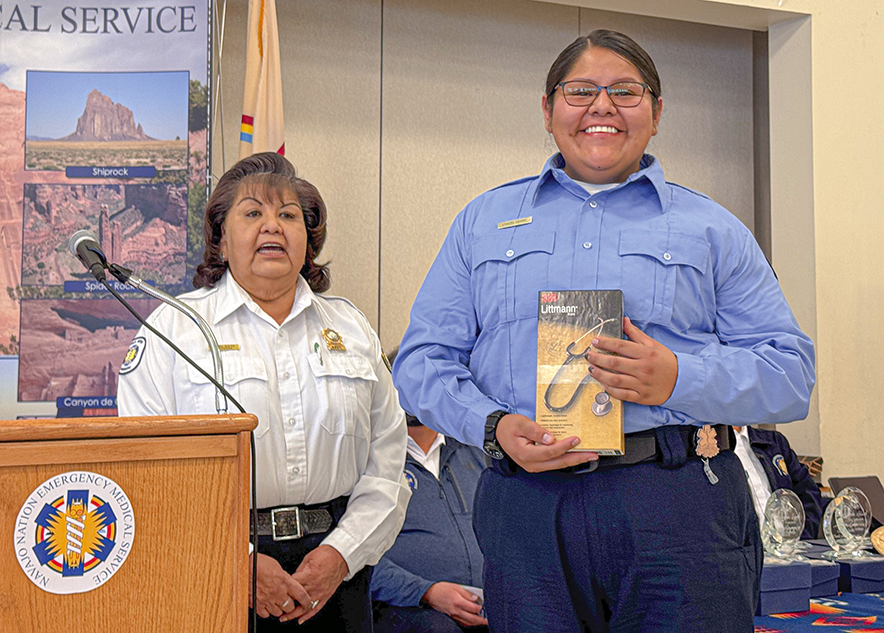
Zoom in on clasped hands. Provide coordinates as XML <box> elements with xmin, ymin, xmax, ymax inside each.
<box><xmin>250</xmin><ymin>544</ymin><xmax>348</xmax><ymax>624</ymax></box>
<box><xmin>496</xmin><ymin>317</ymin><xmax>678</xmax><ymax>473</ymax></box>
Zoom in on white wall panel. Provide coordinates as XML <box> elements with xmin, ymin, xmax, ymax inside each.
<box><xmin>378</xmin><ymin>0</ymin><xmax>577</xmax><ymax>347</ymax></box>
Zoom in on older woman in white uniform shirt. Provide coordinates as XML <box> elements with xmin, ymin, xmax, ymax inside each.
<box><xmin>117</xmin><ymin>152</ymin><xmax>410</xmax><ymax>631</ymax></box>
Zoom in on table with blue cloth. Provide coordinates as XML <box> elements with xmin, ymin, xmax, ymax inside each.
<box><xmin>754</xmin><ymin>592</ymin><xmax>884</xmax><ymax>631</ymax></box>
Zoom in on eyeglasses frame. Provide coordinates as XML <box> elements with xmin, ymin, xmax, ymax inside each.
<box><xmin>553</xmin><ymin>80</ymin><xmax>657</xmax><ymax>109</ymax></box>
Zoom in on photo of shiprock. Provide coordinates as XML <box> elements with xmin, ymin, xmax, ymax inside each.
<box><xmin>21</xmin><ymin>182</ymin><xmax>188</xmax><ymax>286</ymax></box>
<box><xmin>17</xmin><ymin>298</ymin><xmax>161</xmax><ymax>402</ymax></box>
<box><xmin>24</xmin><ymin>70</ymin><xmax>189</xmax><ymax>171</ymax></box>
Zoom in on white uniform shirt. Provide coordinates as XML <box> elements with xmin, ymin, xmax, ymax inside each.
<box><xmin>117</xmin><ymin>272</ymin><xmax>410</xmax><ymax>578</ymax></box>
<box><xmin>733</xmin><ymin>426</ymin><xmax>773</xmax><ymax>531</ymax></box>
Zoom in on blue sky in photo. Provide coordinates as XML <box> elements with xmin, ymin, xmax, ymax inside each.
<box><xmin>26</xmin><ymin>70</ymin><xmax>189</xmax><ymax>140</ymax></box>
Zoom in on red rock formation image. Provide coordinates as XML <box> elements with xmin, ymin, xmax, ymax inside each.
<box><xmin>21</xmin><ymin>182</ymin><xmax>187</xmax><ymax>286</ymax></box>
<box><xmin>17</xmin><ymin>298</ymin><xmax>160</xmax><ymax>401</ymax></box>
<box><xmin>60</xmin><ymin>89</ymin><xmax>154</xmax><ymax>142</ymax></box>
<box><xmin>0</xmin><ymin>83</ymin><xmax>73</xmax><ymax>354</ymax></box>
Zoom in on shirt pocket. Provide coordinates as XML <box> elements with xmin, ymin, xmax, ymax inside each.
<box><xmin>305</xmin><ymin>352</ymin><xmax>378</xmax><ymax>437</ymax></box>
<box><xmin>185</xmin><ymin>356</ymin><xmax>271</xmax><ymax>437</ymax></box>
<box><xmin>618</xmin><ymin>230</ymin><xmax>710</xmax><ymax>326</ymax></box>
<box><xmin>472</xmin><ymin>229</ymin><xmax>556</xmax><ymax>324</ymax></box>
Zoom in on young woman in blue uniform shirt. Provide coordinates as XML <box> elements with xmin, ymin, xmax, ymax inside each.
<box><xmin>393</xmin><ymin>30</ymin><xmax>815</xmax><ymax>632</ymax></box>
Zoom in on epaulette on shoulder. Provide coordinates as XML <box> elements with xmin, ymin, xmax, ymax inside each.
<box><xmin>484</xmin><ymin>174</ymin><xmax>536</xmax><ymax>194</ymax></box>
<box><xmin>667</xmin><ymin>181</ymin><xmax>714</xmax><ymax>202</ymax></box>
<box><xmin>320</xmin><ymin>294</ymin><xmax>369</xmax><ymax>321</ymax></box>
<box><xmin>175</xmin><ymin>283</ymin><xmax>217</xmax><ymax>303</ymax></box>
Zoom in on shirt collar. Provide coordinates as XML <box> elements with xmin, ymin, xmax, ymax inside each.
<box><xmin>406</xmin><ymin>432</ymin><xmax>446</xmax><ymax>456</ymax></box>
<box><xmin>532</xmin><ymin>153</ymin><xmax>669</xmax><ymax>212</ymax></box>
<box><xmin>212</xmin><ymin>272</ymin><xmax>315</xmax><ymax>325</ymax></box>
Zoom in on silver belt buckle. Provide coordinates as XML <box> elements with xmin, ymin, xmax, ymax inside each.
<box><xmin>270</xmin><ymin>506</ymin><xmax>303</xmax><ymax>541</ymax></box>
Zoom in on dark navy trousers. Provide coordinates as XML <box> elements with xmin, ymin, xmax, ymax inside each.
<box><xmin>473</xmin><ymin>452</ymin><xmax>761</xmax><ymax>632</ymax></box>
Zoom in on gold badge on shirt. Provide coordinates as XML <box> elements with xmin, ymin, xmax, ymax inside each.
<box><xmin>322</xmin><ymin>328</ymin><xmax>346</xmax><ymax>351</ymax></box>
<box><xmin>497</xmin><ymin>216</ymin><xmax>533</xmax><ymax>230</ymax></box>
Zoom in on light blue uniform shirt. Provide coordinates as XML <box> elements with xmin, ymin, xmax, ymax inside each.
<box><xmin>393</xmin><ymin>154</ymin><xmax>815</xmax><ymax>449</ymax></box>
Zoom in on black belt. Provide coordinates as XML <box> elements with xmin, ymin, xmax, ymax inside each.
<box><xmin>253</xmin><ymin>497</ymin><xmax>347</xmax><ymax>541</ymax></box>
<box><xmin>566</xmin><ymin>423</ymin><xmax>734</xmax><ymax>474</ymax></box>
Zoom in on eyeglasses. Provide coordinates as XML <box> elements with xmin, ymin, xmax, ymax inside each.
<box><xmin>555</xmin><ymin>80</ymin><xmax>653</xmax><ymax>108</ymax></box>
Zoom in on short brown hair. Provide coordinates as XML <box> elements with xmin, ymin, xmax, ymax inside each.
<box><xmin>193</xmin><ymin>152</ymin><xmax>330</xmax><ymax>292</ymax></box>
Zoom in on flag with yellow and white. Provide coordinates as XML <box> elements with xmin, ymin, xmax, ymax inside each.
<box><xmin>240</xmin><ymin>0</ymin><xmax>285</xmax><ymax>157</ymax></box>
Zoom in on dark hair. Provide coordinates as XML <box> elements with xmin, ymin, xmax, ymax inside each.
<box><xmin>193</xmin><ymin>152</ymin><xmax>331</xmax><ymax>293</ymax></box>
<box><xmin>544</xmin><ymin>29</ymin><xmax>661</xmax><ymax>115</ymax></box>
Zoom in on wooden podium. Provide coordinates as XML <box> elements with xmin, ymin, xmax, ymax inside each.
<box><xmin>0</xmin><ymin>414</ymin><xmax>256</xmax><ymax>632</ymax></box>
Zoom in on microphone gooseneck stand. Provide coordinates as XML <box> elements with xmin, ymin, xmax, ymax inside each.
<box><xmin>99</xmin><ymin>264</ymin><xmax>260</xmax><ymax>633</ymax></box>
<box><xmin>109</xmin><ymin>264</ymin><xmax>228</xmax><ymax>414</ymax></box>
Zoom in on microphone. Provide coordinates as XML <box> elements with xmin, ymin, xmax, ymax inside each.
<box><xmin>68</xmin><ymin>229</ymin><xmax>108</xmax><ymax>282</ymax></box>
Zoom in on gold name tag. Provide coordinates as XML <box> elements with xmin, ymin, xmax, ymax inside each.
<box><xmin>497</xmin><ymin>216</ymin><xmax>533</xmax><ymax>230</ymax></box>
<box><xmin>218</xmin><ymin>344</ymin><xmax>240</xmax><ymax>352</ymax></box>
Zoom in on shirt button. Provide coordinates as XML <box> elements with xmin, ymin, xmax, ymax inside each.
<box><xmin>663</xmin><ymin>252</ymin><xmax>672</xmax><ymax>261</ymax></box>
<box><xmin>506</xmin><ymin>249</ymin><xmax>514</xmax><ymax>258</ymax></box>
<box><xmin>589</xmin><ymin>201</ymin><xmax>598</xmax><ymax>208</ymax></box>
<box><xmin>290</xmin><ymin>466</ymin><xmax>300</xmax><ymax>474</ymax></box>
<box><xmin>583</xmin><ymin>242</ymin><xmax>592</xmax><ymax>249</ymax></box>
<box><xmin>288</xmin><ymin>418</ymin><xmax>295</xmax><ymax>426</ymax></box>
<box><xmin>345</xmin><ymin>369</ymin><xmax>353</xmax><ymax>376</ymax></box>
<box><xmin>283</xmin><ymin>372</ymin><xmax>290</xmax><ymax>380</ymax></box>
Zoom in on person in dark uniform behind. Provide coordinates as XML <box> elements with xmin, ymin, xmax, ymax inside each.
<box><xmin>733</xmin><ymin>425</ymin><xmax>827</xmax><ymax>540</ymax></box>
<box><xmin>392</xmin><ymin>29</ymin><xmax>815</xmax><ymax>632</ymax></box>
<box><xmin>372</xmin><ymin>351</ymin><xmax>488</xmax><ymax>632</ymax></box>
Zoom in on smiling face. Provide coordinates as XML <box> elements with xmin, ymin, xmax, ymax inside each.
<box><xmin>219</xmin><ymin>179</ymin><xmax>307</xmax><ymax>302</ymax></box>
<box><xmin>543</xmin><ymin>45</ymin><xmax>662</xmax><ymax>184</ymax></box>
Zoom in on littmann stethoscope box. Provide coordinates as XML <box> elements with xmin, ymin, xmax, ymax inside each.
<box><xmin>536</xmin><ymin>289</ymin><xmax>625</xmax><ymax>456</ymax></box>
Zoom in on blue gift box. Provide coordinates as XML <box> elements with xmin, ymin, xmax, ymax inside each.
<box><xmin>757</xmin><ymin>559</ymin><xmax>812</xmax><ymax>615</ymax></box>
<box><xmin>837</xmin><ymin>556</ymin><xmax>884</xmax><ymax>593</ymax></box>
<box><xmin>808</xmin><ymin>558</ymin><xmax>840</xmax><ymax>597</ymax></box>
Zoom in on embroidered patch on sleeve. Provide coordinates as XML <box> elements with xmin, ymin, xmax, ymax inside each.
<box><xmin>404</xmin><ymin>469</ymin><xmax>418</xmax><ymax>492</ymax></box>
<box><xmin>119</xmin><ymin>337</ymin><xmax>147</xmax><ymax>375</ymax></box>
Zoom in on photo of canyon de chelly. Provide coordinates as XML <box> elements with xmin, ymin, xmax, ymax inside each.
<box><xmin>24</xmin><ymin>70</ymin><xmax>188</xmax><ymax>171</ymax></box>
<box><xmin>17</xmin><ymin>298</ymin><xmax>160</xmax><ymax>402</ymax></box>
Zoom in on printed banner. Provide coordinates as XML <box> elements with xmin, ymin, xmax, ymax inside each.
<box><xmin>0</xmin><ymin>1</ymin><xmax>212</xmax><ymax>419</ymax></box>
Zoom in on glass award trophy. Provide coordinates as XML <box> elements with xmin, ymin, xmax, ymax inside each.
<box><xmin>822</xmin><ymin>487</ymin><xmax>873</xmax><ymax>559</ymax></box>
<box><xmin>761</xmin><ymin>488</ymin><xmax>806</xmax><ymax>561</ymax></box>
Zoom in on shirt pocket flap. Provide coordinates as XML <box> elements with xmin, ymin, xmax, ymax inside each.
<box><xmin>306</xmin><ymin>353</ymin><xmax>378</xmax><ymax>382</ymax></box>
<box><xmin>472</xmin><ymin>229</ymin><xmax>555</xmax><ymax>268</ymax></box>
<box><xmin>186</xmin><ymin>356</ymin><xmax>269</xmax><ymax>385</ymax></box>
<box><xmin>619</xmin><ymin>230</ymin><xmax>709</xmax><ymax>272</ymax></box>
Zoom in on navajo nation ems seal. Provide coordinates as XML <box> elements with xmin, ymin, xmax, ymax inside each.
<box><xmin>13</xmin><ymin>471</ymin><xmax>135</xmax><ymax>594</ymax></box>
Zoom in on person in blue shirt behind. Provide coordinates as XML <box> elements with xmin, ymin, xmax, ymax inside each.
<box><xmin>392</xmin><ymin>29</ymin><xmax>815</xmax><ymax>632</ymax></box>
<box><xmin>372</xmin><ymin>349</ymin><xmax>488</xmax><ymax>633</ymax></box>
